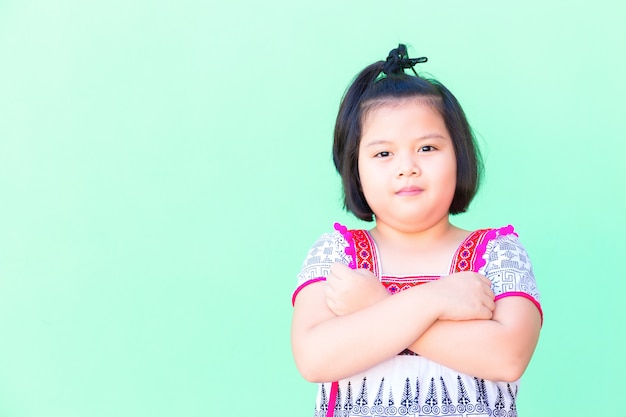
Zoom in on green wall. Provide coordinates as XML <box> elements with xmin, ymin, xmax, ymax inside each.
<box><xmin>1</xmin><ymin>1</ymin><xmax>625</xmax><ymax>416</ymax></box>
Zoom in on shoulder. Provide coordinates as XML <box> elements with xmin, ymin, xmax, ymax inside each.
<box><xmin>302</xmin><ymin>229</ymin><xmax>350</xmax><ymax>264</ymax></box>
<box><xmin>296</xmin><ymin>224</ymin><xmax>358</xmax><ymax>282</ymax></box>
<box><xmin>472</xmin><ymin>225</ymin><xmax>521</xmax><ymax>269</ymax></box>
<box><xmin>478</xmin><ymin>225</ymin><xmax>530</xmax><ymax>269</ymax></box>
<box><xmin>292</xmin><ymin>224</ymin><xmax>361</xmax><ymax>305</ymax></box>
<box><xmin>477</xmin><ymin>225</ymin><xmax>541</xmax><ymax>305</ymax></box>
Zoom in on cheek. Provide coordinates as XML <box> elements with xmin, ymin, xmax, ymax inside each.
<box><xmin>356</xmin><ymin>160</ymin><xmax>382</xmax><ymax>203</ymax></box>
<box><xmin>446</xmin><ymin>161</ymin><xmax>458</xmax><ymax>196</ymax></box>
<box><xmin>448</xmin><ymin>158</ymin><xmax>458</xmax><ymax>182</ymax></box>
<box><xmin>436</xmin><ymin>156</ymin><xmax>457</xmax><ymax>196</ymax></box>
<box><xmin>356</xmin><ymin>156</ymin><xmax>371</xmax><ymax>187</ymax></box>
<box><xmin>357</xmin><ymin>164</ymin><xmax>372</xmax><ymax>194</ymax></box>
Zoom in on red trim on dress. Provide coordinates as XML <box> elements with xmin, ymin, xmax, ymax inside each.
<box><xmin>380</xmin><ymin>276</ymin><xmax>437</xmax><ymax>294</ymax></box>
<box><xmin>449</xmin><ymin>228</ymin><xmax>492</xmax><ymax>273</ymax></box>
<box><xmin>351</xmin><ymin>229</ymin><xmax>379</xmax><ymax>276</ymax></box>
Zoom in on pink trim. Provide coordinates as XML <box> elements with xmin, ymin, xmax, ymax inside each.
<box><xmin>473</xmin><ymin>225</ymin><xmax>518</xmax><ymax>272</ymax></box>
<box><xmin>291</xmin><ymin>277</ymin><xmax>326</xmax><ymax>306</ymax></box>
<box><xmin>495</xmin><ymin>292</ymin><xmax>544</xmax><ymax>324</ymax></box>
<box><xmin>334</xmin><ymin>222</ymin><xmax>357</xmax><ymax>268</ymax></box>
<box><xmin>326</xmin><ymin>381</ymin><xmax>338</xmax><ymax>417</ymax></box>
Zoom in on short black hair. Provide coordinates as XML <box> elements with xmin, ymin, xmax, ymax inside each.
<box><xmin>332</xmin><ymin>57</ymin><xmax>483</xmax><ymax>222</ymax></box>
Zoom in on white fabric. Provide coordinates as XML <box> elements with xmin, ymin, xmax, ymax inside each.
<box><xmin>295</xmin><ymin>228</ymin><xmax>540</xmax><ymax>417</ymax></box>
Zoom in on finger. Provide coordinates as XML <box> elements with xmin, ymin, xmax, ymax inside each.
<box><xmin>482</xmin><ymin>290</ymin><xmax>496</xmax><ymax>310</ymax></box>
<box><xmin>480</xmin><ymin>279</ymin><xmax>494</xmax><ymax>297</ymax></box>
<box><xmin>324</xmin><ymin>280</ymin><xmax>335</xmax><ymax>298</ymax></box>
<box><xmin>330</xmin><ymin>262</ymin><xmax>350</xmax><ymax>279</ymax></box>
<box><xmin>480</xmin><ymin>276</ymin><xmax>493</xmax><ymax>288</ymax></box>
<box><xmin>325</xmin><ymin>274</ymin><xmax>344</xmax><ymax>295</ymax></box>
<box><xmin>326</xmin><ymin>273</ymin><xmax>348</xmax><ymax>297</ymax></box>
<box><xmin>324</xmin><ymin>274</ymin><xmax>335</xmax><ymax>291</ymax></box>
<box><xmin>327</xmin><ymin>269</ymin><xmax>347</xmax><ymax>285</ymax></box>
<box><xmin>325</xmin><ymin>295</ymin><xmax>338</xmax><ymax>313</ymax></box>
<box><xmin>480</xmin><ymin>307</ymin><xmax>494</xmax><ymax>320</ymax></box>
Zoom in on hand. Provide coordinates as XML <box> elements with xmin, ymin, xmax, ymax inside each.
<box><xmin>430</xmin><ymin>271</ymin><xmax>495</xmax><ymax>321</ymax></box>
<box><xmin>325</xmin><ymin>263</ymin><xmax>390</xmax><ymax>316</ymax></box>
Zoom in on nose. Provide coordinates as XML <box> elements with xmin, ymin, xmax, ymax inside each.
<box><xmin>397</xmin><ymin>152</ymin><xmax>420</xmax><ymax>177</ymax></box>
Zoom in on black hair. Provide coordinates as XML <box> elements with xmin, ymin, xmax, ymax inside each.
<box><xmin>332</xmin><ymin>46</ymin><xmax>483</xmax><ymax>222</ymax></box>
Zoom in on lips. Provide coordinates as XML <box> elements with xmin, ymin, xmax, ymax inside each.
<box><xmin>396</xmin><ymin>186</ymin><xmax>424</xmax><ymax>196</ymax></box>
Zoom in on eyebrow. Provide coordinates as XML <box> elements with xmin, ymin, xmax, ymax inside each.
<box><xmin>363</xmin><ymin>134</ymin><xmax>447</xmax><ymax>147</ymax></box>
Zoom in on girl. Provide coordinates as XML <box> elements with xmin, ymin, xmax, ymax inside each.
<box><xmin>291</xmin><ymin>44</ymin><xmax>542</xmax><ymax>417</ymax></box>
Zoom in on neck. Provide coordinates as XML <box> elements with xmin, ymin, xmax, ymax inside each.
<box><xmin>370</xmin><ymin>216</ymin><xmax>462</xmax><ymax>250</ymax></box>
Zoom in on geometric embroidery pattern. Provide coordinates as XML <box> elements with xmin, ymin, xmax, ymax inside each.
<box><xmin>298</xmin><ymin>224</ymin><xmax>541</xmax><ymax>417</ymax></box>
<box><xmin>295</xmin><ymin>225</ymin><xmax>540</xmax><ymax>306</ymax></box>
<box><xmin>316</xmin><ymin>375</ymin><xmax>522</xmax><ymax>416</ymax></box>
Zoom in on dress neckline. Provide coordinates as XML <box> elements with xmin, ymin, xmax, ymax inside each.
<box><xmin>361</xmin><ymin>228</ymin><xmax>482</xmax><ymax>278</ymax></box>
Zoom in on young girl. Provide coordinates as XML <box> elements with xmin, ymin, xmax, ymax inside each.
<box><xmin>291</xmin><ymin>44</ymin><xmax>542</xmax><ymax>417</ymax></box>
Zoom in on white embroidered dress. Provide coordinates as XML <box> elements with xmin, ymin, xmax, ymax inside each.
<box><xmin>292</xmin><ymin>225</ymin><xmax>542</xmax><ymax>417</ymax></box>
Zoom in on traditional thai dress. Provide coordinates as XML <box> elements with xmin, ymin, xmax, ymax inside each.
<box><xmin>292</xmin><ymin>224</ymin><xmax>542</xmax><ymax>417</ymax></box>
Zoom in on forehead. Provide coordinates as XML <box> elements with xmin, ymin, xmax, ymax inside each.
<box><xmin>360</xmin><ymin>98</ymin><xmax>447</xmax><ymax>140</ymax></box>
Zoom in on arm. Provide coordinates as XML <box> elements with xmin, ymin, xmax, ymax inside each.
<box><xmin>407</xmin><ymin>296</ymin><xmax>541</xmax><ymax>382</ymax></box>
<box><xmin>325</xmin><ymin>232</ymin><xmax>541</xmax><ymax>382</ymax></box>
<box><xmin>291</xmin><ymin>264</ymin><xmax>495</xmax><ymax>383</ymax></box>
<box><xmin>407</xmin><ymin>233</ymin><xmax>543</xmax><ymax>381</ymax></box>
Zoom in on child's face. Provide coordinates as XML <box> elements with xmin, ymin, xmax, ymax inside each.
<box><xmin>358</xmin><ymin>99</ymin><xmax>457</xmax><ymax>233</ymax></box>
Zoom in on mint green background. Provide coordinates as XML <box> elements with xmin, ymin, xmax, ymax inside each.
<box><xmin>1</xmin><ymin>1</ymin><xmax>625</xmax><ymax>416</ymax></box>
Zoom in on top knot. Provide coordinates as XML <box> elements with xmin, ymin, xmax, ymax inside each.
<box><xmin>381</xmin><ymin>44</ymin><xmax>428</xmax><ymax>77</ymax></box>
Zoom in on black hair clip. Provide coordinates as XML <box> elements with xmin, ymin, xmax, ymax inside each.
<box><xmin>381</xmin><ymin>44</ymin><xmax>428</xmax><ymax>77</ymax></box>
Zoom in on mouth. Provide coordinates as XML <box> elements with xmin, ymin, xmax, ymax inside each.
<box><xmin>396</xmin><ymin>186</ymin><xmax>424</xmax><ymax>196</ymax></box>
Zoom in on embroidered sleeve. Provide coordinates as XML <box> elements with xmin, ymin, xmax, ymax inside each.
<box><xmin>292</xmin><ymin>230</ymin><xmax>351</xmax><ymax>305</ymax></box>
<box><xmin>479</xmin><ymin>233</ymin><xmax>542</xmax><ymax>317</ymax></box>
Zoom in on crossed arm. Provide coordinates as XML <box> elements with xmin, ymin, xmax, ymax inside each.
<box><xmin>291</xmin><ymin>263</ymin><xmax>541</xmax><ymax>383</ymax></box>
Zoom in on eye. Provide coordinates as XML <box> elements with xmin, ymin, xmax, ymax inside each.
<box><xmin>418</xmin><ymin>145</ymin><xmax>436</xmax><ymax>152</ymax></box>
<box><xmin>374</xmin><ymin>151</ymin><xmax>391</xmax><ymax>158</ymax></box>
